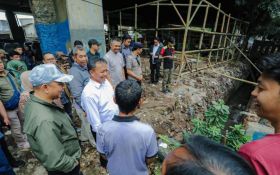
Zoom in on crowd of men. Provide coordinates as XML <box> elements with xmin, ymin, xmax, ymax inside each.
<box><xmin>0</xmin><ymin>33</ymin><xmax>279</xmax><ymax>175</ymax></box>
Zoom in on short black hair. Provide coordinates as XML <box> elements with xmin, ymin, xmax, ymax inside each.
<box><xmin>88</xmin><ymin>58</ymin><xmax>107</xmax><ymax>71</ymax></box>
<box><xmin>14</xmin><ymin>43</ymin><xmax>22</xmax><ymax>49</ymax></box>
<box><xmin>154</xmin><ymin>36</ymin><xmax>160</xmax><ymax>42</ymax></box>
<box><xmin>9</xmin><ymin>50</ymin><xmax>20</xmax><ymax>57</ymax></box>
<box><xmin>260</xmin><ymin>53</ymin><xmax>280</xmax><ymax>84</ymax></box>
<box><xmin>166</xmin><ymin>135</ymin><xmax>255</xmax><ymax>175</ymax></box>
<box><xmin>115</xmin><ymin>80</ymin><xmax>142</xmax><ymax>114</ymax></box>
<box><xmin>122</xmin><ymin>34</ymin><xmax>132</xmax><ymax>41</ymax></box>
<box><xmin>74</xmin><ymin>40</ymin><xmax>83</xmax><ymax>46</ymax></box>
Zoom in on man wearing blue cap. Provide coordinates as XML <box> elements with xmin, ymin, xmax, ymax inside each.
<box><xmin>23</xmin><ymin>64</ymin><xmax>82</xmax><ymax>175</ymax></box>
<box><xmin>126</xmin><ymin>42</ymin><xmax>143</xmax><ymax>84</ymax></box>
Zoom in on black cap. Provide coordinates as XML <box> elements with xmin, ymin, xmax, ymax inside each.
<box><xmin>88</xmin><ymin>39</ymin><xmax>101</xmax><ymax>48</ymax></box>
<box><xmin>122</xmin><ymin>34</ymin><xmax>132</xmax><ymax>41</ymax></box>
<box><xmin>132</xmin><ymin>42</ymin><xmax>143</xmax><ymax>50</ymax></box>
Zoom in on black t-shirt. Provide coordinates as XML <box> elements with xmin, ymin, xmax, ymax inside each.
<box><xmin>162</xmin><ymin>48</ymin><xmax>175</xmax><ymax>69</ymax></box>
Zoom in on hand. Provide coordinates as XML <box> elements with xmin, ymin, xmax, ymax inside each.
<box><xmin>3</xmin><ymin>116</ymin><xmax>10</xmax><ymax>126</ymax></box>
<box><xmin>138</xmin><ymin>76</ymin><xmax>144</xmax><ymax>81</ymax></box>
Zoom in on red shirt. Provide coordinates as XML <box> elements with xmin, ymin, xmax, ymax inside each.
<box><xmin>238</xmin><ymin>134</ymin><xmax>280</xmax><ymax>175</ymax></box>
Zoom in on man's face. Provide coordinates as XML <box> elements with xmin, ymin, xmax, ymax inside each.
<box><xmin>43</xmin><ymin>54</ymin><xmax>56</xmax><ymax>64</ymax></box>
<box><xmin>154</xmin><ymin>40</ymin><xmax>159</xmax><ymax>46</ymax></box>
<box><xmin>11</xmin><ymin>54</ymin><xmax>21</xmax><ymax>60</ymax></box>
<box><xmin>251</xmin><ymin>74</ymin><xmax>280</xmax><ymax>122</ymax></box>
<box><xmin>0</xmin><ymin>53</ymin><xmax>5</xmax><ymax>59</ymax></box>
<box><xmin>15</xmin><ymin>47</ymin><xmax>23</xmax><ymax>55</ymax></box>
<box><xmin>110</xmin><ymin>41</ymin><xmax>121</xmax><ymax>53</ymax></box>
<box><xmin>168</xmin><ymin>42</ymin><xmax>174</xmax><ymax>48</ymax></box>
<box><xmin>0</xmin><ymin>62</ymin><xmax>5</xmax><ymax>72</ymax></box>
<box><xmin>74</xmin><ymin>50</ymin><xmax>87</xmax><ymax>67</ymax></box>
<box><xmin>91</xmin><ymin>44</ymin><xmax>100</xmax><ymax>52</ymax></box>
<box><xmin>136</xmin><ymin>48</ymin><xmax>143</xmax><ymax>55</ymax></box>
<box><xmin>45</xmin><ymin>81</ymin><xmax>64</xmax><ymax>99</ymax></box>
<box><xmin>123</xmin><ymin>39</ymin><xmax>132</xmax><ymax>47</ymax></box>
<box><xmin>90</xmin><ymin>62</ymin><xmax>108</xmax><ymax>84</ymax></box>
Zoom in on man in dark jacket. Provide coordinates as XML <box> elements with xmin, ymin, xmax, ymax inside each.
<box><xmin>149</xmin><ymin>37</ymin><xmax>163</xmax><ymax>84</ymax></box>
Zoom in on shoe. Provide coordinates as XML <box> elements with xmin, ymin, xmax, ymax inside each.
<box><xmin>162</xmin><ymin>89</ymin><xmax>167</xmax><ymax>94</ymax></box>
<box><xmin>11</xmin><ymin>160</ymin><xmax>25</xmax><ymax>168</ymax></box>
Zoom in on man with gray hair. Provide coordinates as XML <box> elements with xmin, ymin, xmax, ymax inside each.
<box><xmin>104</xmin><ymin>38</ymin><xmax>125</xmax><ymax>87</ymax></box>
<box><xmin>24</xmin><ymin>64</ymin><xmax>82</xmax><ymax>174</ymax></box>
<box><xmin>69</xmin><ymin>45</ymin><xmax>95</xmax><ymax>146</ymax></box>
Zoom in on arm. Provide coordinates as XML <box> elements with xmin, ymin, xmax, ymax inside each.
<box><xmin>32</xmin><ymin>122</ymin><xmax>79</xmax><ymax>172</ymax></box>
<box><xmin>0</xmin><ymin>100</ymin><xmax>10</xmax><ymax>125</ymax></box>
<box><xmin>81</xmin><ymin>96</ymin><xmax>101</xmax><ymax>132</ymax></box>
<box><xmin>145</xmin><ymin>131</ymin><xmax>158</xmax><ymax>165</ymax></box>
<box><xmin>126</xmin><ymin>56</ymin><xmax>142</xmax><ymax>81</ymax></box>
<box><xmin>69</xmin><ymin>70</ymin><xmax>83</xmax><ymax>106</ymax></box>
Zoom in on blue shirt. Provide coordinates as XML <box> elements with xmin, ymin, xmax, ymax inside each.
<box><xmin>69</xmin><ymin>63</ymin><xmax>90</xmax><ymax>106</ymax></box>
<box><xmin>97</xmin><ymin>115</ymin><xmax>158</xmax><ymax>175</ymax></box>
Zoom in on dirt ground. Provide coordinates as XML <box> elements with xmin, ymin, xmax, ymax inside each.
<box><xmin>9</xmin><ymin>58</ymin><xmax>251</xmax><ymax>175</ymax></box>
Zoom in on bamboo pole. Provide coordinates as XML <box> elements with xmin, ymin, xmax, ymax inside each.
<box><xmin>226</xmin><ymin>37</ymin><xmax>261</xmax><ymax>73</ymax></box>
<box><xmin>222</xmin><ymin>14</ymin><xmax>230</xmax><ymax>61</ymax></box>
<box><xmin>197</xmin><ymin>4</ymin><xmax>209</xmax><ymax>70</ymax></box>
<box><xmin>209</xmin><ymin>3</ymin><xmax>220</xmax><ymax>63</ymax></box>
<box><xmin>178</xmin><ymin>0</ymin><xmax>193</xmax><ymax>79</ymax></box>
<box><xmin>216</xmin><ymin>14</ymin><xmax>225</xmax><ymax>60</ymax></box>
<box><xmin>171</xmin><ymin>0</ymin><xmax>186</xmax><ymax>27</ymax></box>
<box><xmin>151</xmin><ymin>3</ymin><xmax>208</xmax><ymax>7</ymax></box>
<box><xmin>189</xmin><ymin>0</ymin><xmax>203</xmax><ymax>26</ymax></box>
<box><xmin>156</xmin><ymin>1</ymin><xmax>159</xmax><ymax>37</ymax></box>
<box><xmin>108</xmin><ymin>0</ymin><xmax>169</xmax><ymax>13</ymax></box>
<box><xmin>228</xmin><ymin>20</ymin><xmax>237</xmax><ymax>60</ymax></box>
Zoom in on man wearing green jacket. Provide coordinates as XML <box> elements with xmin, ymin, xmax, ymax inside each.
<box><xmin>23</xmin><ymin>64</ymin><xmax>82</xmax><ymax>175</ymax></box>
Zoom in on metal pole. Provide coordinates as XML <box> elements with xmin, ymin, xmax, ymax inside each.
<box><xmin>197</xmin><ymin>4</ymin><xmax>209</xmax><ymax>69</ymax></box>
<box><xmin>135</xmin><ymin>4</ymin><xmax>138</xmax><ymax>42</ymax></box>
<box><xmin>156</xmin><ymin>1</ymin><xmax>159</xmax><ymax>37</ymax></box>
<box><xmin>178</xmin><ymin>0</ymin><xmax>193</xmax><ymax>78</ymax></box>
<box><xmin>222</xmin><ymin>14</ymin><xmax>231</xmax><ymax>61</ymax></box>
<box><xmin>119</xmin><ymin>11</ymin><xmax>122</xmax><ymax>36</ymax></box>
<box><xmin>106</xmin><ymin>11</ymin><xmax>111</xmax><ymax>42</ymax></box>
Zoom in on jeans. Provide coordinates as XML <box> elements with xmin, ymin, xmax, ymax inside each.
<box><xmin>150</xmin><ymin>61</ymin><xmax>161</xmax><ymax>83</ymax></box>
<box><xmin>0</xmin><ymin>146</ymin><xmax>15</xmax><ymax>175</ymax></box>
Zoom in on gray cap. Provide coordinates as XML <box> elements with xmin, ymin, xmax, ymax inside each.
<box><xmin>29</xmin><ymin>64</ymin><xmax>73</xmax><ymax>87</ymax></box>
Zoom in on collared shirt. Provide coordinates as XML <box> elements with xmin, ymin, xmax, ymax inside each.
<box><xmin>81</xmin><ymin>79</ymin><xmax>118</xmax><ymax>132</ymax></box>
<box><xmin>97</xmin><ymin>115</ymin><xmax>158</xmax><ymax>175</ymax></box>
<box><xmin>87</xmin><ymin>51</ymin><xmax>100</xmax><ymax>66</ymax></box>
<box><xmin>104</xmin><ymin>50</ymin><xmax>125</xmax><ymax>87</ymax></box>
<box><xmin>121</xmin><ymin>44</ymin><xmax>132</xmax><ymax>60</ymax></box>
<box><xmin>69</xmin><ymin>63</ymin><xmax>90</xmax><ymax>107</ymax></box>
<box><xmin>23</xmin><ymin>93</ymin><xmax>81</xmax><ymax>173</ymax></box>
<box><xmin>126</xmin><ymin>54</ymin><xmax>142</xmax><ymax>80</ymax></box>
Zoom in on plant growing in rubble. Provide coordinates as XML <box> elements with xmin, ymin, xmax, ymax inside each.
<box><xmin>226</xmin><ymin>124</ymin><xmax>251</xmax><ymax>150</ymax></box>
<box><xmin>188</xmin><ymin>99</ymin><xmax>249</xmax><ymax>150</ymax></box>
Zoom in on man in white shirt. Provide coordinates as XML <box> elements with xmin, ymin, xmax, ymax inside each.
<box><xmin>81</xmin><ymin>58</ymin><xmax>119</xmax><ymax>138</ymax></box>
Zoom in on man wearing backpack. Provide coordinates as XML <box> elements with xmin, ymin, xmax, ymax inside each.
<box><xmin>0</xmin><ymin>60</ymin><xmax>29</xmax><ymax>150</ymax></box>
